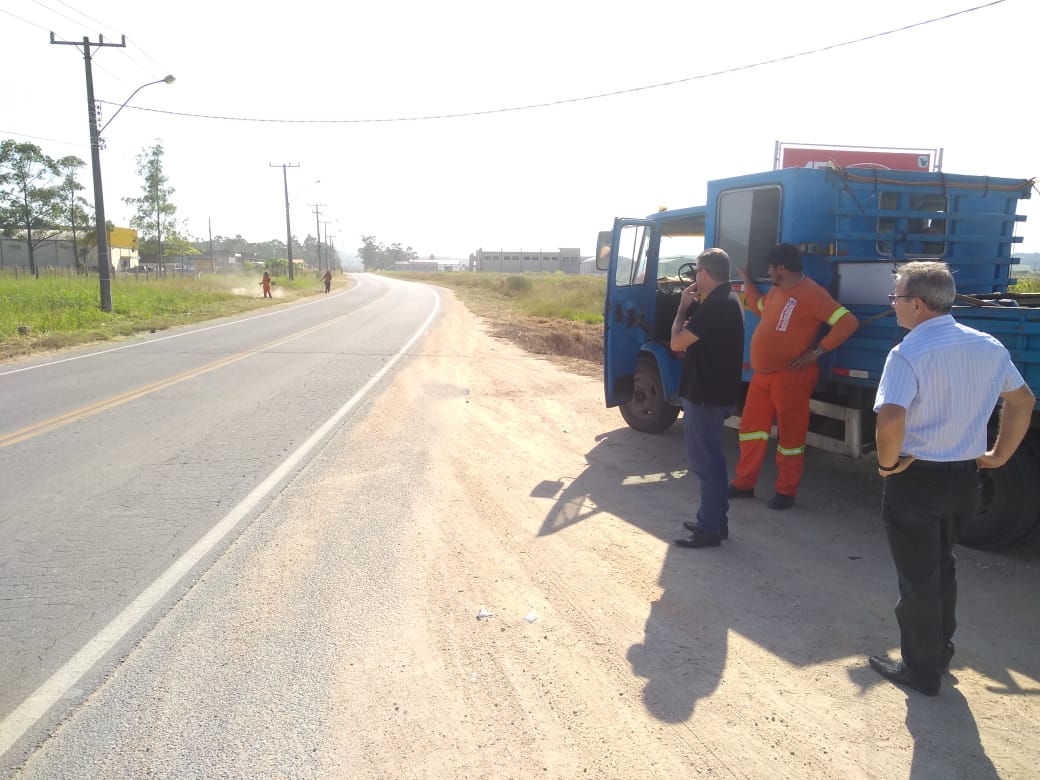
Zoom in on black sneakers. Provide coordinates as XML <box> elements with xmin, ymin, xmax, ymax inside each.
<box><xmin>728</xmin><ymin>485</ymin><xmax>755</xmax><ymax>499</ymax></box>
<box><xmin>767</xmin><ymin>493</ymin><xmax>796</xmax><ymax>510</ymax></box>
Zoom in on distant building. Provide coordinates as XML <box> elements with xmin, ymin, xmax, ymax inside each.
<box><xmin>0</xmin><ymin>227</ymin><xmax>139</xmax><ymax>272</ymax></box>
<box><xmin>393</xmin><ymin>260</ymin><xmax>439</xmax><ymax>272</ymax></box>
<box><xmin>469</xmin><ymin>247</ymin><xmax>583</xmax><ymax>274</ymax></box>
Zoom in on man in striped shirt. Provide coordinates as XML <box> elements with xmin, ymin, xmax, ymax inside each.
<box><xmin>732</xmin><ymin>243</ymin><xmax>858</xmax><ymax>509</ymax></box>
<box><xmin>870</xmin><ymin>261</ymin><xmax>1034</xmax><ymax>696</ymax></box>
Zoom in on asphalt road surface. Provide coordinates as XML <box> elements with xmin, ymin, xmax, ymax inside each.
<box><xmin>2</xmin><ymin>279</ymin><xmax>1038</xmax><ymax>779</ymax></box>
<box><xmin>0</xmin><ymin>273</ymin><xmax>437</xmax><ymax>774</ymax></box>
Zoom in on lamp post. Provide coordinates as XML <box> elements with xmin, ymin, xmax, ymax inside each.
<box><xmin>90</xmin><ymin>76</ymin><xmax>174</xmax><ymax>309</ymax></box>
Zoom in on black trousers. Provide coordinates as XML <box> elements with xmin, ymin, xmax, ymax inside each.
<box><xmin>880</xmin><ymin>463</ymin><xmax>979</xmax><ymax>686</ymax></box>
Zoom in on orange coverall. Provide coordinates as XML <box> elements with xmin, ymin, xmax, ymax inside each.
<box><xmin>733</xmin><ymin>276</ymin><xmax>858</xmax><ymax>497</ymax></box>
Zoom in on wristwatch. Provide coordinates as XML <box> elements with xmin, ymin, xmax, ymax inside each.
<box><xmin>812</xmin><ymin>346</ymin><xmax>824</xmax><ymax>359</ymax></box>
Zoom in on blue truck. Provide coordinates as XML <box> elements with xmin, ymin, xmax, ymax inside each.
<box><xmin>597</xmin><ymin>164</ymin><xmax>1039</xmax><ymax>549</ymax></box>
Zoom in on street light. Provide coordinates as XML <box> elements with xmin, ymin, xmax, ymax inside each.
<box><xmin>99</xmin><ymin>75</ymin><xmax>175</xmax><ymax>134</ymax></box>
<box><xmin>88</xmin><ymin>74</ymin><xmax>174</xmax><ymax>311</ymax></box>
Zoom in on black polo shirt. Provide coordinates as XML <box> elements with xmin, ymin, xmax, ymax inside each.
<box><xmin>677</xmin><ymin>283</ymin><xmax>745</xmax><ymax>406</ymax></box>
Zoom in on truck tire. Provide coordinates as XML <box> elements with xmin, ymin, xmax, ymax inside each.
<box><xmin>1010</xmin><ymin>433</ymin><xmax>1040</xmax><ymax>545</ymax></box>
<box><xmin>619</xmin><ymin>356</ymin><xmax>680</xmax><ymax>434</ymax></box>
<box><xmin>962</xmin><ymin>435</ymin><xmax>1040</xmax><ymax>549</ymax></box>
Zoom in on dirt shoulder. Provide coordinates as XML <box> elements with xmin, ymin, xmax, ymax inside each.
<box><xmin>327</xmin><ymin>290</ymin><xmax>1040</xmax><ymax>778</ymax></box>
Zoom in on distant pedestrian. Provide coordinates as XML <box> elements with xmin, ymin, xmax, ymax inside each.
<box><xmin>731</xmin><ymin>243</ymin><xmax>858</xmax><ymax>510</ymax></box>
<box><xmin>322</xmin><ymin>269</ymin><xmax>333</xmax><ymax>294</ymax></box>
<box><xmin>669</xmin><ymin>248</ymin><xmax>745</xmax><ymax>548</ymax></box>
<box><xmin>260</xmin><ymin>271</ymin><xmax>272</xmax><ymax>298</ymax></box>
<box><xmin>869</xmin><ymin>261</ymin><xmax>1034</xmax><ymax>696</ymax></box>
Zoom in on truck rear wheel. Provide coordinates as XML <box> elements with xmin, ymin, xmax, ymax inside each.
<box><xmin>619</xmin><ymin>356</ymin><xmax>680</xmax><ymax>434</ymax></box>
<box><xmin>962</xmin><ymin>434</ymin><xmax>1040</xmax><ymax>549</ymax></box>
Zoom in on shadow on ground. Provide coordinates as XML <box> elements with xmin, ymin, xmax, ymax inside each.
<box><xmin>532</xmin><ymin>424</ymin><xmax>1038</xmax><ymax>776</ymax></box>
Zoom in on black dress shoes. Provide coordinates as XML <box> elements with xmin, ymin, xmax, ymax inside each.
<box><xmin>868</xmin><ymin>655</ymin><xmax>940</xmax><ymax>696</ymax></box>
<box><xmin>728</xmin><ymin>485</ymin><xmax>755</xmax><ymax>499</ymax></box>
<box><xmin>683</xmin><ymin>521</ymin><xmax>728</xmax><ymax>539</ymax></box>
<box><xmin>674</xmin><ymin>530</ymin><xmax>722</xmax><ymax>548</ymax></box>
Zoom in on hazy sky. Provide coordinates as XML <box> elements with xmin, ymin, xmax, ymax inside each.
<box><xmin>3</xmin><ymin>0</ymin><xmax>1038</xmax><ymax>259</ymax></box>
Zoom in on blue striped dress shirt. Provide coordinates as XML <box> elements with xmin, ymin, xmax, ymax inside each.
<box><xmin>874</xmin><ymin>315</ymin><xmax>1026</xmax><ymax>461</ymax></box>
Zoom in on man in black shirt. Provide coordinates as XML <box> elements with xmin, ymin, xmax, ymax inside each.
<box><xmin>669</xmin><ymin>248</ymin><xmax>746</xmax><ymax>548</ymax></box>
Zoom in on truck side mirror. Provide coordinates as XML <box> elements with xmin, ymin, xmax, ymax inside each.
<box><xmin>596</xmin><ymin>231</ymin><xmax>612</xmax><ymax>271</ymax></box>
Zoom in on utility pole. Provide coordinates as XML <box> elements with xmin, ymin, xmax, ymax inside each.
<box><xmin>51</xmin><ymin>33</ymin><xmax>126</xmax><ymax>312</ymax></box>
<box><xmin>321</xmin><ymin>220</ymin><xmax>337</xmax><ymax>272</ymax></box>
<box><xmin>326</xmin><ymin>234</ymin><xmax>337</xmax><ymax>271</ymax></box>
<box><xmin>154</xmin><ymin>171</ymin><xmax>163</xmax><ymax>274</ymax></box>
<box><xmin>270</xmin><ymin>163</ymin><xmax>300</xmax><ymax>280</ymax></box>
<box><xmin>309</xmin><ymin>203</ymin><xmax>325</xmax><ymax>272</ymax></box>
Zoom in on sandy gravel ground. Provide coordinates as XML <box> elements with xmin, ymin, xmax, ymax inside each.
<box><xmin>18</xmin><ymin>288</ymin><xmax>1038</xmax><ymax>779</ymax></box>
<box><xmin>314</xmin><ymin>291</ymin><xmax>1040</xmax><ymax>779</ymax></box>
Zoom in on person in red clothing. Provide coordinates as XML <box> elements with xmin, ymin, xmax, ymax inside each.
<box><xmin>260</xmin><ymin>271</ymin><xmax>273</xmax><ymax>298</ymax></box>
<box><xmin>732</xmin><ymin>243</ymin><xmax>859</xmax><ymax>509</ymax></box>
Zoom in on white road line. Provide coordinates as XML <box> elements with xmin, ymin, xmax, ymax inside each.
<box><xmin>0</xmin><ymin>283</ymin><xmax>438</xmax><ymax>761</ymax></box>
<box><xmin>0</xmin><ymin>276</ymin><xmax>365</xmax><ymax>378</ymax></box>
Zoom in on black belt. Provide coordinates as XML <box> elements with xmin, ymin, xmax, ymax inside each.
<box><xmin>910</xmin><ymin>459</ymin><xmax>977</xmax><ymax>471</ymax></box>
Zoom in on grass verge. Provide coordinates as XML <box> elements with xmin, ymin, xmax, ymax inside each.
<box><xmin>0</xmin><ymin>271</ymin><xmax>330</xmax><ymax>362</ymax></box>
<box><xmin>385</xmin><ymin>271</ymin><xmax>605</xmax><ymax>375</ymax></box>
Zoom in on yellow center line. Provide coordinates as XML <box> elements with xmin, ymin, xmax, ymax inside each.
<box><xmin>0</xmin><ymin>314</ymin><xmax>349</xmax><ymax>450</ymax></box>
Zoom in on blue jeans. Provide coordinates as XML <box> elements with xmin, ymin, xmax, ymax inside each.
<box><xmin>681</xmin><ymin>399</ymin><xmax>733</xmax><ymax>535</ymax></box>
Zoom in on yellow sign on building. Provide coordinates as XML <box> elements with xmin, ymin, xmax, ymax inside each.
<box><xmin>108</xmin><ymin>227</ymin><xmax>139</xmax><ymax>249</ymax></box>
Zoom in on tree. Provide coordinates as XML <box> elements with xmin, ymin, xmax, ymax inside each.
<box><xmin>55</xmin><ymin>155</ymin><xmax>92</xmax><ymax>273</ymax></box>
<box><xmin>358</xmin><ymin>235</ymin><xmax>418</xmax><ymax>270</ymax></box>
<box><xmin>0</xmin><ymin>140</ymin><xmax>64</xmax><ymax>278</ymax></box>
<box><xmin>123</xmin><ymin>142</ymin><xmax>185</xmax><ymax>271</ymax></box>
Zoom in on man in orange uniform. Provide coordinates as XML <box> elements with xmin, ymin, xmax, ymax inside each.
<box><xmin>732</xmin><ymin>243</ymin><xmax>859</xmax><ymax>509</ymax></box>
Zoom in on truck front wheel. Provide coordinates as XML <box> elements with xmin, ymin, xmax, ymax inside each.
<box><xmin>619</xmin><ymin>356</ymin><xmax>680</xmax><ymax>434</ymax></box>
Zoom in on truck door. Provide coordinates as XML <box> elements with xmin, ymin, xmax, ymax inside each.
<box><xmin>602</xmin><ymin>218</ymin><xmax>657</xmax><ymax>407</ymax></box>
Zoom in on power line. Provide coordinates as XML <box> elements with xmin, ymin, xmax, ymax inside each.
<box><xmin>0</xmin><ymin>128</ymin><xmax>83</xmax><ymax>147</ymax></box>
<box><xmin>98</xmin><ymin>0</ymin><xmax>1005</xmax><ymax>125</ymax></box>
<box><xmin>29</xmin><ymin>0</ymin><xmax>95</xmax><ymax>33</ymax></box>
<box><xmin>14</xmin><ymin>1</ymin><xmax>172</xmax><ymax>84</ymax></box>
<box><xmin>0</xmin><ymin>6</ymin><xmax>51</xmax><ymax>32</ymax></box>
<box><xmin>45</xmin><ymin>0</ymin><xmax>118</xmax><ymax>34</ymax></box>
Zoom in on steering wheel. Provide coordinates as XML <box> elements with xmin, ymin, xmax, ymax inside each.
<box><xmin>675</xmin><ymin>262</ymin><xmax>698</xmax><ymax>283</ymax></box>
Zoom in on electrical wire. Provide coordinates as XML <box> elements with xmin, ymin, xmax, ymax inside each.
<box><xmin>97</xmin><ymin>0</ymin><xmax>1006</xmax><ymax>125</ymax></box>
<box><xmin>0</xmin><ymin>6</ymin><xmax>52</xmax><ymax>32</ymax></box>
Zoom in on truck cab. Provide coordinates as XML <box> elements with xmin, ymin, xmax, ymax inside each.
<box><xmin>598</xmin><ymin>165</ymin><xmax>1039</xmax><ymax>548</ymax></box>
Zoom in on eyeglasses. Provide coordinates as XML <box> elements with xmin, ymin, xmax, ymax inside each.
<box><xmin>887</xmin><ymin>294</ymin><xmax>917</xmax><ymax>303</ymax></box>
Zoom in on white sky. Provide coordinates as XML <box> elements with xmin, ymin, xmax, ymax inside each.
<box><xmin>3</xmin><ymin>0</ymin><xmax>1038</xmax><ymax>259</ymax></box>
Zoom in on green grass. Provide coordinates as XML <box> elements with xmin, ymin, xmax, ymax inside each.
<box><xmin>0</xmin><ymin>271</ymin><xmax>326</xmax><ymax>359</ymax></box>
<box><xmin>1011</xmin><ymin>275</ymin><xmax>1040</xmax><ymax>293</ymax></box>
<box><xmin>386</xmin><ymin>271</ymin><xmax>606</xmax><ymax>323</ymax></box>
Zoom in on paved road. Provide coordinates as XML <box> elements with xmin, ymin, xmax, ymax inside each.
<box><xmin>0</xmin><ymin>273</ymin><xmax>438</xmax><ymax>772</ymax></box>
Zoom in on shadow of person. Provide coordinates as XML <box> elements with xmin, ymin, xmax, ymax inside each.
<box><xmin>905</xmin><ymin>680</ymin><xmax>999</xmax><ymax>780</ymax></box>
<box><xmin>534</xmin><ymin>427</ymin><xmax>688</xmax><ymax>539</ymax></box>
<box><xmin>626</xmin><ymin>581</ymin><xmax>729</xmax><ymax>722</ymax></box>
<box><xmin>534</xmin><ymin>425</ymin><xmax>1040</xmax><ymax>741</ymax></box>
